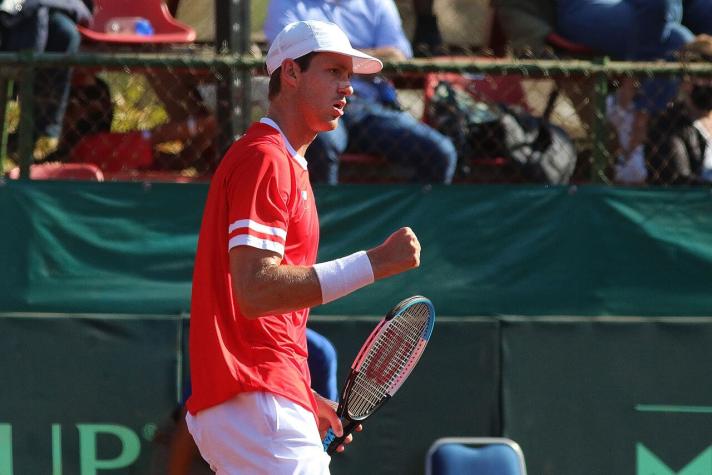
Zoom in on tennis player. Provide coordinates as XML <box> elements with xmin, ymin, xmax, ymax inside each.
<box><xmin>186</xmin><ymin>20</ymin><xmax>422</xmax><ymax>474</ymax></box>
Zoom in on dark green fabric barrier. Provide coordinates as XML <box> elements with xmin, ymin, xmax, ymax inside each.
<box><xmin>502</xmin><ymin>317</ymin><xmax>712</xmax><ymax>475</ymax></box>
<box><xmin>0</xmin><ymin>181</ymin><xmax>203</xmax><ymax>314</ymax></box>
<box><xmin>0</xmin><ymin>314</ymin><xmax>498</xmax><ymax>475</ymax></box>
<box><xmin>0</xmin><ymin>314</ymin><xmax>180</xmax><ymax>474</ymax></box>
<box><xmin>2</xmin><ymin>181</ymin><xmax>712</xmax><ymax>316</ymax></box>
<box><xmin>315</xmin><ymin>184</ymin><xmax>712</xmax><ymax>317</ymax></box>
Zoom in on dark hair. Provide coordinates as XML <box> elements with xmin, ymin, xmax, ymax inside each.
<box><xmin>268</xmin><ymin>52</ymin><xmax>316</xmax><ymax>100</ymax></box>
<box><xmin>690</xmin><ymin>84</ymin><xmax>712</xmax><ymax>111</ymax></box>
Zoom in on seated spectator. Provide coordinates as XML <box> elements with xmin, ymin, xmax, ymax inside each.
<box><xmin>46</xmin><ymin>71</ymin><xmax>217</xmax><ymax>174</ymax></box>
<box><xmin>491</xmin><ymin>0</ymin><xmax>557</xmax><ymax>55</ymax></box>
<box><xmin>646</xmin><ymin>79</ymin><xmax>712</xmax><ymax>185</ymax></box>
<box><xmin>490</xmin><ymin>0</ymin><xmax>600</xmax><ymax>148</ymax></box>
<box><xmin>606</xmin><ymin>77</ymin><xmax>648</xmax><ymax>185</ymax></box>
<box><xmin>143</xmin><ymin>71</ymin><xmax>219</xmax><ymax>173</ymax></box>
<box><xmin>411</xmin><ymin>0</ymin><xmax>444</xmax><ymax>57</ymax></box>
<box><xmin>558</xmin><ymin>1</ymin><xmax>712</xmax><ymax>110</ymax></box>
<box><xmin>0</xmin><ymin>0</ymin><xmax>93</xmax><ymax>148</ymax></box>
<box><xmin>556</xmin><ymin>1</ymin><xmax>712</xmax><ymax>185</ymax></box>
<box><xmin>264</xmin><ymin>0</ymin><xmax>457</xmax><ymax>185</ymax></box>
<box><xmin>557</xmin><ymin>0</ymin><xmax>712</xmax><ymax>62</ymax></box>
<box><xmin>169</xmin><ymin>0</ymin><xmax>214</xmax><ymax>44</ymax></box>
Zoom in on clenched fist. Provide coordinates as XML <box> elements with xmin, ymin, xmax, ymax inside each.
<box><xmin>366</xmin><ymin>227</ymin><xmax>421</xmax><ymax>280</ymax></box>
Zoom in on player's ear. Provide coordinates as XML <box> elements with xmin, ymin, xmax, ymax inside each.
<box><xmin>281</xmin><ymin>59</ymin><xmax>300</xmax><ymax>87</ymax></box>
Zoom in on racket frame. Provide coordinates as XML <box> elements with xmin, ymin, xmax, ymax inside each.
<box><xmin>324</xmin><ymin>295</ymin><xmax>435</xmax><ymax>454</ymax></box>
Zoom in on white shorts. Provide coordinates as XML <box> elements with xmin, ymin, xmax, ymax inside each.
<box><xmin>186</xmin><ymin>392</ymin><xmax>331</xmax><ymax>475</ymax></box>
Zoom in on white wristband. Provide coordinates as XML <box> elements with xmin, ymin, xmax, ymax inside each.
<box><xmin>313</xmin><ymin>251</ymin><xmax>375</xmax><ymax>304</ymax></box>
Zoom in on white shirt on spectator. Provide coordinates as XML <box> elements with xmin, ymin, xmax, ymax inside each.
<box><xmin>691</xmin><ymin>119</ymin><xmax>712</xmax><ymax>182</ymax></box>
<box><xmin>606</xmin><ymin>93</ymin><xmax>648</xmax><ymax>184</ymax></box>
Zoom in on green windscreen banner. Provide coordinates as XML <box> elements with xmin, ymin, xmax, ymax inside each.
<box><xmin>1</xmin><ymin>181</ymin><xmax>712</xmax><ymax>316</ymax></box>
<box><xmin>502</xmin><ymin>317</ymin><xmax>712</xmax><ymax>475</ymax></box>
<box><xmin>4</xmin><ymin>313</ymin><xmax>710</xmax><ymax>475</ymax></box>
<box><xmin>0</xmin><ymin>314</ymin><xmax>498</xmax><ymax>475</ymax></box>
<box><xmin>0</xmin><ymin>314</ymin><xmax>181</xmax><ymax>474</ymax></box>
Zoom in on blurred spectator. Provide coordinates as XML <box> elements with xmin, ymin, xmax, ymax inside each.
<box><xmin>556</xmin><ymin>1</ymin><xmax>712</xmax><ymax>113</ymax></box>
<box><xmin>143</xmin><ymin>71</ymin><xmax>219</xmax><ymax>172</ymax></box>
<box><xmin>489</xmin><ymin>0</ymin><xmax>600</xmax><ymax>147</ymax></box>
<box><xmin>491</xmin><ymin>0</ymin><xmax>557</xmax><ymax>55</ymax></box>
<box><xmin>264</xmin><ymin>0</ymin><xmax>457</xmax><ymax>185</ymax></box>
<box><xmin>606</xmin><ymin>77</ymin><xmax>648</xmax><ymax>184</ymax></box>
<box><xmin>46</xmin><ymin>71</ymin><xmax>217</xmax><ymax>174</ymax></box>
<box><xmin>411</xmin><ymin>0</ymin><xmax>443</xmax><ymax>56</ymax></box>
<box><xmin>45</xmin><ymin>71</ymin><xmax>112</xmax><ymax>160</ymax></box>
<box><xmin>169</xmin><ymin>0</ymin><xmax>214</xmax><ymax>44</ymax></box>
<box><xmin>305</xmin><ymin>327</ymin><xmax>338</xmax><ymax>401</ymax></box>
<box><xmin>558</xmin><ymin>1</ymin><xmax>712</xmax><ymax>176</ymax></box>
<box><xmin>0</xmin><ymin>0</ymin><xmax>92</xmax><ymax>147</ymax></box>
<box><xmin>646</xmin><ymin>79</ymin><xmax>712</xmax><ymax>185</ymax></box>
<box><xmin>493</xmin><ymin>0</ymin><xmax>712</xmax><ymax>61</ymax></box>
<box><xmin>557</xmin><ymin>0</ymin><xmax>712</xmax><ymax>62</ymax></box>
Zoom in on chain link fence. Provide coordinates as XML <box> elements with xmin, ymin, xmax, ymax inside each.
<box><xmin>2</xmin><ymin>49</ymin><xmax>712</xmax><ymax>185</ymax></box>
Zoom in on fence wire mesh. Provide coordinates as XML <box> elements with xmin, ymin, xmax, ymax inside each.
<box><xmin>1</xmin><ymin>50</ymin><xmax>712</xmax><ymax>185</ymax></box>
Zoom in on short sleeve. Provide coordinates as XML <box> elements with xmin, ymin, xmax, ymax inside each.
<box><xmin>264</xmin><ymin>0</ymin><xmax>301</xmax><ymax>44</ymax></box>
<box><xmin>374</xmin><ymin>0</ymin><xmax>413</xmax><ymax>58</ymax></box>
<box><xmin>225</xmin><ymin>144</ymin><xmax>290</xmax><ymax>256</ymax></box>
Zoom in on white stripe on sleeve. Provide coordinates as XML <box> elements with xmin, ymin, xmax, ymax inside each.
<box><xmin>228</xmin><ymin>234</ymin><xmax>285</xmax><ymax>255</ymax></box>
<box><xmin>228</xmin><ymin>219</ymin><xmax>287</xmax><ymax>240</ymax></box>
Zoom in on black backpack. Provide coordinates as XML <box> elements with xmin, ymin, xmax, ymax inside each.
<box><xmin>428</xmin><ymin>78</ymin><xmax>577</xmax><ymax>184</ymax></box>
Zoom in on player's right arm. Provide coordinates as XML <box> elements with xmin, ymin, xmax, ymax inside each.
<box><xmin>229</xmin><ymin>226</ymin><xmax>420</xmax><ymax>319</ymax></box>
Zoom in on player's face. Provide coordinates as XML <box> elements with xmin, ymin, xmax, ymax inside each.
<box><xmin>296</xmin><ymin>52</ymin><xmax>354</xmax><ymax>132</ymax></box>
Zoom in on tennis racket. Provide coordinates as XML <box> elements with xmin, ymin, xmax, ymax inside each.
<box><xmin>322</xmin><ymin>295</ymin><xmax>436</xmax><ymax>455</ymax></box>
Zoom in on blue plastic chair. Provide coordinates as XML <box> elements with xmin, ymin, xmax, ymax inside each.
<box><xmin>425</xmin><ymin>437</ymin><xmax>527</xmax><ymax>475</ymax></box>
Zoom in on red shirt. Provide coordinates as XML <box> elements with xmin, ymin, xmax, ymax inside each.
<box><xmin>187</xmin><ymin>119</ymin><xmax>320</xmax><ymax>420</ymax></box>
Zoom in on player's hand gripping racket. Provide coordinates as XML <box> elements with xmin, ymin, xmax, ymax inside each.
<box><xmin>322</xmin><ymin>295</ymin><xmax>435</xmax><ymax>454</ymax></box>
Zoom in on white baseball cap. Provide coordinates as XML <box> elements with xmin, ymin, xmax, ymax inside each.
<box><xmin>266</xmin><ymin>20</ymin><xmax>383</xmax><ymax>76</ymax></box>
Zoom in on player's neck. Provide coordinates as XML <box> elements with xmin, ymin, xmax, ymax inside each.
<box><xmin>266</xmin><ymin>103</ymin><xmax>315</xmax><ymax>156</ymax></box>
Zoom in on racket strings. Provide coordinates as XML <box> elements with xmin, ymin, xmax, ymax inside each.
<box><xmin>347</xmin><ymin>303</ymin><xmax>430</xmax><ymax>418</ymax></box>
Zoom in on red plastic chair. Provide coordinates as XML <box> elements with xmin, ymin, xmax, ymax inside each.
<box><xmin>545</xmin><ymin>32</ymin><xmax>597</xmax><ymax>57</ymax></box>
<box><xmin>78</xmin><ymin>0</ymin><xmax>196</xmax><ymax>45</ymax></box>
<box><xmin>71</xmin><ymin>131</ymin><xmax>154</xmax><ymax>172</ymax></box>
<box><xmin>103</xmin><ymin>169</ymin><xmax>210</xmax><ymax>183</ymax></box>
<box><xmin>422</xmin><ymin>72</ymin><xmax>528</xmax><ymax>119</ymax></box>
<box><xmin>7</xmin><ymin>163</ymin><xmax>105</xmax><ymax>181</ymax></box>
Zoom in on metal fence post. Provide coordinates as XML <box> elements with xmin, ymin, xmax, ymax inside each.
<box><xmin>17</xmin><ymin>50</ymin><xmax>35</xmax><ymax>180</ymax></box>
<box><xmin>0</xmin><ymin>78</ymin><xmax>12</xmax><ymax>173</ymax></box>
<box><xmin>591</xmin><ymin>56</ymin><xmax>609</xmax><ymax>183</ymax></box>
<box><xmin>214</xmin><ymin>0</ymin><xmax>251</xmax><ymax>155</ymax></box>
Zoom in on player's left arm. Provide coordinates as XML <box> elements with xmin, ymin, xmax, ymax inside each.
<box><xmin>229</xmin><ymin>222</ymin><xmax>419</xmax><ymax>318</ymax></box>
<box><xmin>360</xmin><ymin>46</ymin><xmax>406</xmax><ymax>61</ymax></box>
<box><xmin>229</xmin><ymin>246</ymin><xmax>322</xmax><ymax>318</ymax></box>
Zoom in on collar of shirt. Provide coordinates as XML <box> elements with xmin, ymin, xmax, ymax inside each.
<box><xmin>260</xmin><ymin>117</ymin><xmax>309</xmax><ymax>170</ymax></box>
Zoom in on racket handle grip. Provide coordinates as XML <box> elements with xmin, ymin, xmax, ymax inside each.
<box><xmin>322</xmin><ymin>428</ymin><xmax>336</xmax><ymax>452</ymax></box>
<box><xmin>324</xmin><ymin>420</ymin><xmax>358</xmax><ymax>455</ymax></box>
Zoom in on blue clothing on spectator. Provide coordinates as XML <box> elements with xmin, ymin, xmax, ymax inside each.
<box><xmin>557</xmin><ymin>0</ymin><xmax>680</xmax><ymax>60</ymax></box>
<box><xmin>556</xmin><ymin>0</ymin><xmax>712</xmax><ymax>61</ymax></box>
<box><xmin>557</xmin><ymin>0</ymin><xmax>712</xmax><ymax>112</ymax></box>
<box><xmin>0</xmin><ymin>0</ymin><xmax>92</xmax><ymax>27</ymax></box>
<box><xmin>264</xmin><ymin>0</ymin><xmax>457</xmax><ymax>184</ymax></box>
<box><xmin>0</xmin><ymin>0</ymin><xmax>90</xmax><ymax>138</ymax></box>
<box><xmin>306</xmin><ymin>328</ymin><xmax>338</xmax><ymax>400</ymax></box>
